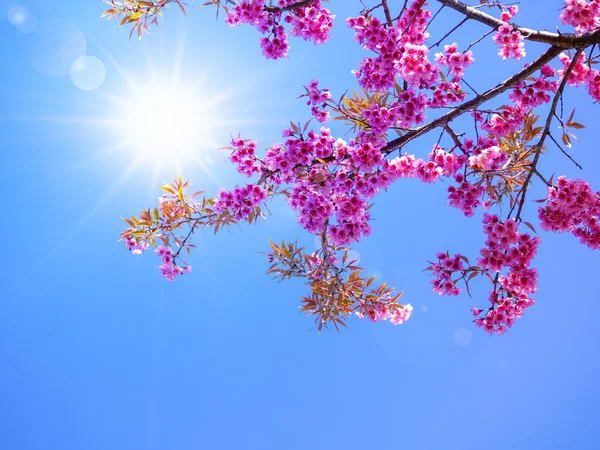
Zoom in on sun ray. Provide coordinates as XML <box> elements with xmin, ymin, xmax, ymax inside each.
<box><xmin>12</xmin><ymin>156</ymin><xmax>144</xmax><ymax>293</ymax></box>
<box><xmin>92</xmin><ymin>39</ymin><xmax>139</xmax><ymax>90</ymax></box>
<box><xmin>170</xmin><ymin>34</ymin><xmax>187</xmax><ymax>86</ymax></box>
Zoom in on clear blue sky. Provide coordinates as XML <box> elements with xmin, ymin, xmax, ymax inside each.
<box><xmin>1</xmin><ymin>1</ymin><xmax>599</xmax><ymax>449</ymax></box>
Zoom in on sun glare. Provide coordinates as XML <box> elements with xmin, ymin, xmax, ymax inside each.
<box><xmin>117</xmin><ymin>82</ymin><xmax>218</xmax><ymax>165</ymax></box>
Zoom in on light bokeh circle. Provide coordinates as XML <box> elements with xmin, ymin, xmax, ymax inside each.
<box><xmin>7</xmin><ymin>6</ymin><xmax>27</xmax><ymax>25</ymax></box>
<box><xmin>70</xmin><ymin>56</ymin><xmax>106</xmax><ymax>91</ymax></box>
<box><xmin>30</xmin><ymin>19</ymin><xmax>87</xmax><ymax>77</ymax></box>
<box><xmin>16</xmin><ymin>13</ymin><xmax>37</xmax><ymax>34</ymax></box>
<box><xmin>454</xmin><ymin>328</ymin><xmax>473</xmax><ymax>347</ymax></box>
<box><xmin>346</xmin><ymin>249</ymin><xmax>361</xmax><ymax>265</ymax></box>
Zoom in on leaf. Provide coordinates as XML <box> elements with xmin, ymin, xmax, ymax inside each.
<box><xmin>523</xmin><ymin>221</ymin><xmax>537</xmax><ymax>234</ymax></box>
<box><xmin>129</xmin><ymin>12</ymin><xmax>143</xmax><ymax>22</ymax></box>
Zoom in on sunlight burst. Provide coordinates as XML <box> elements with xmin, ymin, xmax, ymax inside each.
<box><xmin>117</xmin><ymin>81</ymin><xmax>219</xmax><ymax>165</ymax></box>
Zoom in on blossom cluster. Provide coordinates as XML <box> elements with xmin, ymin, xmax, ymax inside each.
<box><xmin>478</xmin><ymin>106</ymin><xmax>526</xmax><ymax>138</ymax></box>
<box><xmin>347</xmin><ymin>0</ymin><xmax>436</xmax><ymax>92</ymax></box>
<box><xmin>387</xmin><ymin>148</ymin><xmax>465</xmax><ymax>184</ymax></box>
<box><xmin>156</xmin><ymin>246</ymin><xmax>191</xmax><ymax>282</ymax></box>
<box><xmin>230</xmin><ymin>137</ymin><xmax>260</xmax><ymax>177</ymax></box>
<box><xmin>447</xmin><ymin>174</ymin><xmax>484</xmax><ymax>217</ymax></box>
<box><xmin>259</xmin><ymin>118</ymin><xmax>472</xmax><ymax>246</ymax></box>
<box><xmin>467</xmin><ymin>138</ymin><xmax>508</xmax><ymax>172</ymax></box>
<box><xmin>225</xmin><ymin>0</ymin><xmax>334</xmax><ymax>59</ymax></box>
<box><xmin>539</xmin><ymin>176</ymin><xmax>600</xmax><ymax>250</ymax></box>
<box><xmin>125</xmin><ymin>238</ymin><xmax>149</xmax><ymax>255</ymax></box>
<box><xmin>434</xmin><ymin>43</ymin><xmax>474</xmax><ymax>79</ymax></box>
<box><xmin>124</xmin><ymin>239</ymin><xmax>191</xmax><ymax>282</ymax></box>
<box><xmin>492</xmin><ymin>23</ymin><xmax>525</xmax><ymax>60</ymax></box>
<box><xmin>493</xmin><ymin>7</ymin><xmax>525</xmax><ymax>60</ymax></box>
<box><xmin>508</xmin><ymin>70</ymin><xmax>559</xmax><ymax>109</ymax></box>
<box><xmin>430</xmin><ymin>252</ymin><xmax>465</xmax><ymax>296</ymax></box>
<box><xmin>429</xmin><ymin>215</ymin><xmax>541</xmax><ymax>335</ymax></box>
<box><xmin>214</xmin><ymin>184</ymin><xmax>268</xmax><ymax>220</ymax></box>
<box><xmin>283</xmin><ymin>0</ymin><xmax>334</xmax><ymax>44</ymax></box>
<box><xmin>475</xmin><ymin>214</ymin><xmax>541</xmax><ymax>334</ymax></box>
<box><xmin>302</xmin><ymin>79</ymin><xmax>332</xmax><ymax>123</ymax></box>
<box><xmin>558</xmin><ymin>52</ymin><xmax>600</xmax><ymax>102</ymax></box>
<box><xmin>356</xmin><ymin>302</ymin><xmax>413</xmax><ymax>325</ymax></box>
<box><xmin>391</xmin><ymin>89</ymin><xmax>428</xmax><ymax>129</ymax></box>
<box><xmin>560</xmin><ymin>0</ymin><xmax>600</xmax><ymax>33</ymax></box>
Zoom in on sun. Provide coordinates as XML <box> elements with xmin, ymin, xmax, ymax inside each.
<box><xmin>116</xmin><ymin>80</ymin><xmax>220</xmax><ymax>166</ymax></box>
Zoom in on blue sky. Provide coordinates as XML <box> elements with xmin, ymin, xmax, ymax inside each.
<box><xmin>1</xmin><ymin>1</ymin><xmax>599</xmax><ymax>449</ymax></box>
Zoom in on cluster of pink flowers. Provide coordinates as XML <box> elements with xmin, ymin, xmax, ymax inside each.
<box><xmin>538</xmin><ymin>176</ymin><xmax>600</xmax><ymax>249</ymax></box>
<box><xmin>386</xmin><ymin>147</ymin><xmax>464</xmax><ymax>184</ymax></box>
<box><xmin>302</xmin><ymin>79</ymin><xmax>332</xmax><ymax>123</ymax></box>
<box><xmin>394</xmin><ymin>89</ymin><xmax>429</xmax><ymax>128</ymax></box>
<box><xmin>124</xmin><ymin>238</ymin><xmax>149</xmax><ymax>255</ymax></box>
<box><xmin>560</xmin><ymin>0</ymin><xmax>600</xmax><ymax>33</ymax></box>
<box><xmin>447</xmin><ymin>175</ymin><xmax>484</xmax><ymax>217</ymax></box>
<box><xmin>329</xmin><ymin>194</ymin><xmax>372</xmax><ymax>245</ymax></box>
<box><xmin>346</xmin><ymin>15</ymin><xmax>399</xmax><ymax>92</ymax></box>
<box><xmin>213</xmin><ymin>184</ymin><xmax>268</xmax><ymax>220</ymax></box>
<box><xmin>560</xmin><ymin>52</ymin><xmax>590</xmax><ymax>86</ymax></box>
<box><xmin>430</xmin><ymin>252</ymin><xmax>465</xmax><ymax>296</ymax></box>
<box><xmin>259</xmin><ymin>25</ymin><xmax>288</xmax><ymax>59</ymax></box>
<box><xmin>362</xmin><ymin>103</ymin><xmax>399</xmax><ymax>136</ymax></box>
<box><xmin>430</xmin><ymin>80</ymin><xmax>466</xmax><ymax>107</ymax></box>
<box><xmin>155</xmin><ymin>246</ymin><xmax>191</xmax><ymax>282</ymax></box>
<box><xmin>225</xmin><ymin>0</ymin><xmax>266</xmax><ymax>27</ymax></box>
<box><xmin>230</xmin><ymin>137</ymin><xmax>260</xmax><ymax>177</ymax></box>
<box><xmin>356</xmin><ymin>302</ymin><xmax>413</xmax><ymax>325</ymax></box>
<box><xmin>289</xmin><ymin>179</ymin><xmax>334</xmax><ymax>234</ymax></box>
<box><xmin>559</xmin><ymin>52</ymin><xmax>600</xmax><ymax>101</ymax></box>
<box><xmin>282</xmin><ymin>0</ymin><xmax>334</xmax><ymax>44</ymax></box>
<box><xmin>430</xmin><ymin>147</ymin><xmax>465</xmax><ymax>176</ymax></box>
<box><xmin>225</xmin><ymin>0</ymin><xmax>333</xmax><ymax>59</ymax></box>
<box><xmin>474</xmin><ymin>291</ymin><xmax>536</xmax><ymax>335</ymax></box>
<box><xmin>492</xmin><ymin>15</ymin><xmax>525</xmax><ymax>60</ymax></box>
<box><xmin>478</xmin><ymin>106</ymin><xmax>525</xmax><ymax>138</ymax></box>
<box><xmin>428</xmin><ymin>215</ymin><xmax>540</xmax><ymax>335</ymax></box>
<box><xmin>347</xmin><ymin>0</ymin><xmax>436</xmax><ymax>92</ymax></box>
<box><xmin>474</xmin><ymin>214</ymin><xmax>541</xmax><ymax>334</ymax></box>
<box><xmin>434</xmin><ymin>43</ymin><xmax>474</xmax><ymax>79</ymax></box>
<box><xmin>397</xmin><ymin>43</ymin><xmax>440</xmax><ymax>89</ymax></box>
<box><xmin>509</xmin><ymin>74</ymin><xmax>558</xmax><ymax>109</ymax></box>
<box><xmin>478</xmin><ymin>215</ymin><xmax>540</xmax><ymax>271</ymax></box>
<box><xmin>467</xmin><ymin>138</ymin><xmax>507</xmax><ymax>171</ymax></box>
<box><xmin>500</xmin><ymin>5</ymin><xmax>520</xmax><ymax>22</ymax></box>
<box><xmin>264</xmin><ymin>126</ymin><xmax>335</xmax><ymax>182</ymax></box>
<box><xmin>350</xmin><ymin>142</ymin><xmax>384</xmax><ymax>172</ymax></box>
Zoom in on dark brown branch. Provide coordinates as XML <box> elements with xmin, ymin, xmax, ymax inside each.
<box><xmin>431</xmin><ymin>17</ymin><xmax>469</xmax><ymax>48</ymax></box>
<box><xmin>514</xmin><ymin>48</ymin><xmax>584</xmax><ymax>221</ymax></box>
<box><xmin>382</xmin><ymin>0</ymin><xmax>394</xmax><ymax>27</ymax></box>
<box><xmin>444</xmin><ymin>124</ymin><xmax>463</xmax><ymax>150</ymax></box>
<box><xmin>383</xmin><ymin>45</ymin><xmax>563</xmax><ymax>154</ymax></box>
<box><xmin>436</xmin><ymin>0</ymin><xmax>600</xmax><ymax>49</ymax></box>
<box><xmin>549</xmin><ymin>133</ymin><xmax>583</xmax><ymax>170</ymax></box>
<box><xmin>264</xmin><ymin>0</ymin><xmax>315</xmax><ymax>13</ymax></box>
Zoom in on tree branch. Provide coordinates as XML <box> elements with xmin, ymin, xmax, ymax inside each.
<box><xmin>436</xmin><ymin>0</ymin><xmax>600</xmax><ymax>49</ymax></box>
<box><xmin>383</xmin><ymin>45</ymin><xmax>563</xmax><ymax>153</ymax></box>
<box><xmin>513</xmin><ymin>48</ymin><xmax>584</xmax><ymax>221</ymax></box>
<box><xmin>264</xmin><ymin>0</ymin><xmax>316</xmax><ymax>13</ymax></box>
<box><xmin>382</xmin><ymin>0</ymin><xmax>394</xmax><ymax>27</ymax></box>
